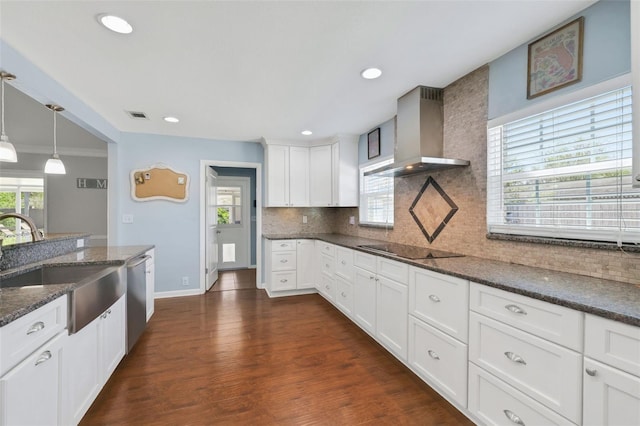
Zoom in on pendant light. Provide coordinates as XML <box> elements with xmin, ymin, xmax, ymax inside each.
<box><xmin>0</xmin><ymin>71</ymin><xmax>17</xmax><ymax>163</ymax></box>
<box><xmin>44</xmin><ymin>104</ymin><xmax>66</xmax><ymax>174</ymax></box>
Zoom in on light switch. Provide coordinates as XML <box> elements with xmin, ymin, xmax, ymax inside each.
<box><xmin>122</xmin><ymin>214</ymin><xmax>134</xmax><ymax>224</ymax></box>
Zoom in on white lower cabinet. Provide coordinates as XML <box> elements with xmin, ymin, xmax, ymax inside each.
<box><xmin>64</xmin><ymin>295</ymin><xmax>126</xmax><ymax>425</ymax></box>
<box><xmin>353</xmin><ymin>266</ymin><xmax>376</xmax><ymax>335</ymax></box>
<box><xmin>469</xmin><ymin>311</ymin><xmax>582</xmax><ymax>423</ymax></box>
<box><xmin>335</xmin><ymin>275</ymin><xmax>354</xmax><ymax>317</ymax></box>
<box><xmin>376</xmin><ymin>275</ymin><xmax>408</xmax><ymax>362</ymax></box>
<box><xmin>296</xmin><ymin>239</ymin><xmax>316</xmax><ymax>289</ymax></box>
<box><xmin>266</xmin><ymin>239</ymin><xmax>315</xmax><ymax>293</ymax></box>
<box><xmin>408</xmin><ymin>316</ymin><xmax>467</xmax><ymax>407</ymax></box>
<box><xmin>0</xmin><ymin>332</ymin><xmax>66</xmax><ymax>426</ymax></box>
<box><xmin>583</xmin><ymin>358</ymin><xmax>640</xmax><ymax>426</ymax></box>
<box><xmin>468</xmin><ymin>363</ymin><xmax>576</xmax><ymax>426</ymax></box>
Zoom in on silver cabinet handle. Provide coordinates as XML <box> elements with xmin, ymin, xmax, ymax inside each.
<box><xmin>428</xmin><ymin>294</ymin><xmax>441</xmax><ymax>303</ymax></box>
<box><xmin>280</xmin><ymin>259</ymin><xmax>288</xmax><ymax>263</ymax></box>
<box><xmin>369</xmin><ymin>276</ymin><xmax>374</xmax><ymax>280</ymax></box>
<box><xmin>325</xmin><ymin>285</ymin><xmax>330</xmax><ymax>290</ymax></box>
<box><xmin>26</xmin><ymin>321</ymin><xmax>45</xmax><ymax>335</ymax></box>
<box><xmin>586</xmin><ymin>368</ymin><xmax>597</xmax><ymax>376</ymax></box>
<box><xmin>505</xmin><ymin>304</ymin><xmax>527</xmax><ymax>315</ymax></box>
<box><xmin>325</xmin><ymin>264</ymin><xmax>330</xmax><ymax>268</ymax></box>
<box><xmin>503</xmin><ymin>410</ymin><xmax>525</xmax><ymax>426</ymax></box>
<box><xmin>427</xmin><ymin>350</ymin><xmax>440</xmax><ymax>360</ymax></box>
<box><xmin>341</xmin><ymin>292</ymin><xmax>347</xmax><ymax>298</ymax></box>
<box><xmin>504</xmin><ymin>351</ymin><xmax>527</xmax><ymax>365</ymax></box>
<box><xmin>35</xmin><ymin>351</ymin><xmax>52</xmax><ymax>366</ymax></box>
<box><xmin>107</xmin><ymin>309</ymin><xmax>112</xmax><ymax>315</ymax></box>
<box><xmin>280</xmin><ymin>279</ymin><xmax>288</xmax><ymax>283</ymax></box>
<box><xmin>280</xmin><ymin>243</ymin><xmax>288</xmax><ymax>247</ymax></box>
<box><xmin>341</xmin><ymin>260</ymin><xmax>346</xmax><ymax>265</ymax></box>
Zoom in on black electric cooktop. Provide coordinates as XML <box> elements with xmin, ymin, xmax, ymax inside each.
<box><xmin>357</xmin><ymin>242</ymin><xmax>464</xmax><ymax>260</ymax></box>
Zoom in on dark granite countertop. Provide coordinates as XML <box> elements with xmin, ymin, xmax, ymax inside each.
<box><xmin>264</xmin><ymin>233</ymin><xmax>640</xmax><ymax>327</ymax></box>
<box><xmin>0</xmin><ymin>245</ymin><xmax>154</xmax><ymax>327</ymax></box>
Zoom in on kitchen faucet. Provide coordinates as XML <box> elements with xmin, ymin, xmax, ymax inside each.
<box><xmin>0</xmin><ymin>212</ymin><xmax>44</xmax><ymax>243</ymax></box>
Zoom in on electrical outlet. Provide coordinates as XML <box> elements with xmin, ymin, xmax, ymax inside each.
<box><xmin>349</xmin><ymin>216</ymin><xmax>355</xmax><ymax>225</ymax></box>
<box><xmin>122</xmin><ymin>214</ymin><xmax>134</xmax><ymax>224</ymax></box>
<box><xmin>302</xmin><ymin>215</ymin><xmax>308</xmax><ymax>224</ymax></box>
<box><xmin>76</xmin><ymin>239</ymin><xmax>85</xmax><ymax>248</ymax></box>
<box><xmin>182</xmin><ymin>276</ymin><xmax>189</xmax><ymax>286</ymax></box>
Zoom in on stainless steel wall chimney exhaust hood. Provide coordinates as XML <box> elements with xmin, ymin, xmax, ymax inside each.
<box><xmin>364</xmin><ymin>86</ymin><xmax>469</xmax><ymax>178</ymax></box>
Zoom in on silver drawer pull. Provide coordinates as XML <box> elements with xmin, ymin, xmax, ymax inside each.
<box><xmin>427</xmin><ymin>350</ymin><xmax>440</xmax><ymax>360</ymax></box>
<box><xmin>35</xmin><ymin>351</ymin><xmax>52</xmax><ymax>366</ymax></box>
<box><xmin>280</xmin><ymin>279</ymin><xmax>288</xmax><ymax>283</ymax></box>
<box><xmin>504</xmin><ymin>351</ymin><xmax>527</xmax><ymax>365</ymax></box>
<box><xmin>325</xmin><ymin>264</ymin><xmax>330</xmax><ymax>268</ymax></box>
<box><xmin>369</xmin><ymin>276</ymin><xmax>374</xmax><ymax>280</ymax></box>
<box><xmin>341</xmin><ymin>260</ymin><xmax>346</xmax><ymax>265</ymax></box>
<box><xmin>585</xmin><ymin>368</ymin><xmax>597</xmax><ymax>376</ymax></box>
<box><xmin>505</xmin><ymin>304</ymin><xmax>527</xmax><ymax>315</ymax></box>
<box><xmin>503</xmin><ymin>410</ymin><xmax>525</xmax><ymax>426</ymax></box>
<box><xmin>325</xmin><ymin>285</ymin><xmax>330</xmax><ymax>290</ymax></box>
<box><xmin>280</xmin><ymin>243</ymin><xmax>288</xmax><ymax>247</ymax></box>
<box><xmin>428</xmin><ymin>294</ymin><xmax>441</xmax><ymax>303</ymax></box>
<box><xmin>341</xmin><ymin>292</ymin><xmax>347</xmax><ymax>298</ymax></box>
<box><xmin>27</xmin><ymin>321</ymin><xmax>45</xmax><ymax>335</ymax></box>
<box><xmin>280</xmin><ymin>259</ymin><xmax>288</xmax><ymax>263</ymax></box>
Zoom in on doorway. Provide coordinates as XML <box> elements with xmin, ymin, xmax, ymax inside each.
<box><xmin>199</xmin><ymin>160</ymin><xmax>262</xmax><ymax>294</ymax></box>
<box><xmin>215</xmin><ymin>176</ymin><xmax>250</xmax><ymax>270</ymax></box>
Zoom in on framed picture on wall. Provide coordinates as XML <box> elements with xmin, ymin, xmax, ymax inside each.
<box><xmin>368</xmin><ymin>128</ymin><xmax>380</xmax><ymax>159</ymax></box>
<box><xmin>527</xmin><ymin>16</ymin><xmax>584</xmax><ymax>99</ymax></box>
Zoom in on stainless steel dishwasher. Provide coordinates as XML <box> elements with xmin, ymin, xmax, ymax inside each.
<box><xmin>126</xmin><ymin>254</ymin><xmax>151</xmax><ymax>353</ymax></box>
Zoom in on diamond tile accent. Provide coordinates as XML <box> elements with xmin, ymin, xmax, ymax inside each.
<box><xmin>409</xmin><ymin>176</ymin><xmax>459</xmax><ymax>243</ymax></box>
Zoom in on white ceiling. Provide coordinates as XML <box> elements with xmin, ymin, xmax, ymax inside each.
<box><xmin>0</xmin><ymin>0</ymin><xmax>597</xmax><ymax>143</ymax></box>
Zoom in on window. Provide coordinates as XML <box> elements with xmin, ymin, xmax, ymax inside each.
<box><xmin>487</xmin><ymin>82</ymin><xmax>640</xmax><ymax>244</ymax></box>
<box><xmin>359</xmin><ymin>158</ymin><xmax>394</xmax><ymax>226</ymax></box>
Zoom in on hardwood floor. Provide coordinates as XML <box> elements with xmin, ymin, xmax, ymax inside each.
<box><xmin>210</xmin><ymin>269</ymin><xmax>257</xmax><ymax>292</ymax></box>
<box><xmin>80</xmin><ymin>286</ymin><xmax>473</xmax><ymax>425</ymax></box>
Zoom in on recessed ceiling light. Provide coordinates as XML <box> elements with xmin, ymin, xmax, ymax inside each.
<box><xmin>301</xmin><ymin>130</ymin><xmax>313</xmax><ymax>136</ymax></box>
<box><xmin>164</xmin><ymin>116</ymin><xmax>180</xmax><ymax>123</ymax></box>
<box><xmin>361</xmin><ymin>68</ymin><xmax>382</xmax><ymax>80</ymax></box>
<box><xmin>98</xmin><ymin>14</ymin><xmax>133</xmax><ymax>34</ymax></box>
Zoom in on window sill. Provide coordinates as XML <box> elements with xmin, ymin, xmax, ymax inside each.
<box><xmin>486</xmin><ymin>232</ymin><xmax>640</xmax><ymax>254</ymax></box>
<box><xmin>358</xmin><ymin>223</ymin><xmax>394</xmax><ymax>230</ymax></box>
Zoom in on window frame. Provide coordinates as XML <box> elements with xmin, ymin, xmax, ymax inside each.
<box><xmin>487</xmin><ymin>74</ymin><xmax>640</xmax><ymax>244</ymax></box>
<box><xmin>359</xmin><ymin>157</ymin><xmax>394</xmax><ymax>227</ymax></box>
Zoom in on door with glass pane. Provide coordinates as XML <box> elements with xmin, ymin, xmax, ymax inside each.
<box><xmin>216</xmin><ymin>177</ymin><xmax>250</xmax><ymax>270</ymax></box>
<box><xmin>205</xmin><ymin>168</ymin><xmax>219</xmax><ymax>291</ymax></box>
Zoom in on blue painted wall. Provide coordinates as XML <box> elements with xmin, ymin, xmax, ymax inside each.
<box><xmin>212</xmin><ymin>166</ymin><xmax>257</xmax><ymax>266</ymax></box>
<box><xmin>358</xmin><ymin>117</ymin><xmax>395</xmax><ymax>165</ymax></box>
<box><xmin>489</xmin><ymin>0</ymin><xmax>630</xmax><ymax>119</ymax></box>
<box><xmin>114</xmin><ymin>132</ymin><xmax>263</xmax><ymax>293</ymax></box>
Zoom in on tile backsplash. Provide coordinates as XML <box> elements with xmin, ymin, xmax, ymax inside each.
<box><xmin>264</xmin><ymin>65</ymin><xmax>640</xmax><ymax>286</ymax></box>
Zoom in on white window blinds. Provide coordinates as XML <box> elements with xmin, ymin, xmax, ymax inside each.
<box><xmin>487</xmin><ymin>85</ymin><xmax>640</xmax><ymax>244</ymax></box>
<box><xmin>360</xmin><ymin>159</ymin><xmax>394</xmax><ymax>226</ymax></box>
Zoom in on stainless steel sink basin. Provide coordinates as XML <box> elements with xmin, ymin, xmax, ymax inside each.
<box><xmin>1</xmin><ymin>264</ymin><xmax>125</xmax><ymax>333</ymax></box>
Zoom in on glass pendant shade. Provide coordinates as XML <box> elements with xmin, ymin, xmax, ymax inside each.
<box><xmin>0</xmin><ymin>71</ymin><xmax>17</xmax><ymax>162</ymax></box>
<box><xmin>45</xmin><ymin>104</ymin><xmax>66</xmax><ymax>175</ymax></box>
<box><xmin>0</xmin><ymin>134</ymin><xmax>17</xmax><ymax>162</ymax></box>
<box><xmin>44</xmin><ymin>154</ymin><xmax>66</xmax><ymax>174</ymax></box>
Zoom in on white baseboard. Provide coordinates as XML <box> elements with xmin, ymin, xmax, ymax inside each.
<box><xmin>154</xmin><ymin>288</ymin><xmax>203</xmax><ymax>299</ymax></box>
<box><xmin>264</xmin><ymin>287</ymin><xmax>318</xmax><ymax>298</ymax></box>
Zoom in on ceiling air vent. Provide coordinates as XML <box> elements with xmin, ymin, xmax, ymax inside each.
<box><xmin>125</xmin><ymin>110</ymin><xmax>149</xmax><ymax>120</ymax></box>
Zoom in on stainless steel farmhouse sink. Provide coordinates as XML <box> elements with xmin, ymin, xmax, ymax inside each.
<box><xmin>0</xmin><ymin>264</ymin><xmax>125</xmax><ymax>333</ymax></box>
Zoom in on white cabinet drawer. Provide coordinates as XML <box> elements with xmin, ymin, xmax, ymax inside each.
<box><xmin>469</xmin><ymin>312</ymin><xmax>582</xmax><ymax>423</ymax></box>
<box><xmin>353</xmin><ymin>251</ymin><xmax>376</xmax><ymax>273</ymax></box>
<box><xmin>319</xmin><ymin>273</ymin><xmax>336</xmax><ymax>302</ymax></box>
<box><xmin>468</xmin><ymin>363</ymin><xmax>576</xmax><ymax>426</ymax></box>
<box><xmin>377</xmin><ymin>257</ymin><xmax>408</xmax><ymax>283</ymax></box>
<box><xmin>585</xmin><ymin>314</ymin><xmax>640</xmax><ymax>377</ymax></box>
<box><xmin>270</xmin><ymin>251</ymin><xmax>296</xmax><ymax>271</ymax></box>
<box><xmin>320</xmin><ymin>253</ymin><xmax>335</xmax><ymax>276</ymax></box>
<box><xmin>583</xmin><ymin>358</ymin><xmax>640</xmax><ymax>426</ymax></box>
<box><xmin>0</xmin><ymin>295</ymin><xmax>68</xmax><ymax>377</ymax></box>
<box><xmin>272</xmin><ymin>240</ymin><xmax>296</xmax><ymax>251</ymax></box>
<box><xmin>408</xmin><ymin>316</ymin><xmax>467</xmax><ymax>407</ymax></box>
<box><xmin>317</xmin><ymin>242</ymin><xmax>335</xmax><ymax>257</ymax></box>
<box><xmin>271</xmin><ymin>271</ymin><xmax>297</xmax><ymax>291</ymax></box>
<box><xmin>335</xmin><ymin>247</ymin><xmax>354</xmax><ymax>281</ymax></box>
<box><xmin>409</xmin><ymin>267</ymin><xmax>469</xmax><ymax>343</ymax></box>
<box><xmin>335</xmin><ymin>276</ymin><xmax>353</xmax><ymax>316</ymax></box>
<box><xmin>470</xmin><ymin>282</ymin><xmax>583</xmax><ymax>351</ymax></box>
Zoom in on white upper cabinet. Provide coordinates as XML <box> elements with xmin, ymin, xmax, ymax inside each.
<box><xmin>263</xmin><ymin>135</ymin><xmax>358</xmax><ymax>207</ymax></box>
<box><xmin>309</xmin><ymin>145</ymin><xmax>333</xmax><ymax>206</ymax></box>
<box><xmin>265</xmin><ymin>144</ymin><xmax>290</xmax><ymax>206</ymax></box>
<box><xmin>289</xmin><ymin>146</ymin><xmax>310</xmax><ymax>206</ymax></box>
